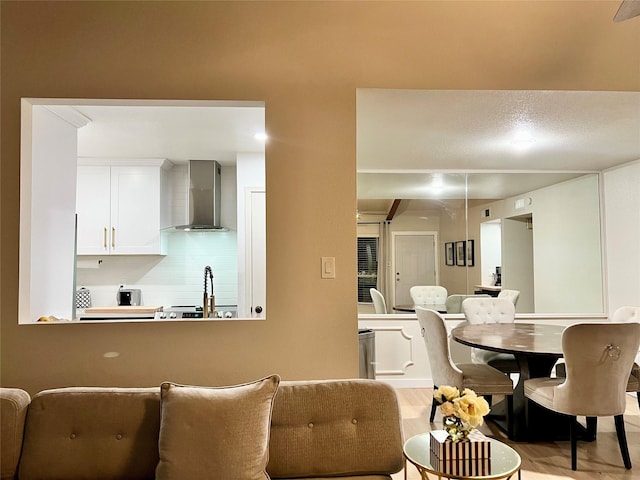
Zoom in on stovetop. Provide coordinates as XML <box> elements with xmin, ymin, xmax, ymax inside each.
<box><xmin>155</xmin><ymin>305</ymin><xmax>237</xmax><ymax>319</ymax></box>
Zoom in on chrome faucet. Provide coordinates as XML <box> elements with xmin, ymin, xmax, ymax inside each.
<box><xmin>203</xmin><ymin>266</ymin><xmax>215</xmax><ymax>318</ymax></box>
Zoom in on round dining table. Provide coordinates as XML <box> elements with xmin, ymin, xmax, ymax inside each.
<box><xmin>451</xmin><ymin>322</ymin><xmax>570</xmax><ymax>442</ymax></box>
<box><xmin>393</xmin><ymin>304</ymin><xmax>447</xmax><ymax>314</ymax></box>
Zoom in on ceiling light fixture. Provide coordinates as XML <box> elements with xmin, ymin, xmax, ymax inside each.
<box><xmin>512</xmin><ymin>136</ymin><xmax>536</xmax><ymax>150</ymax></box>
<box><xmin>428</xmin><ymin>174</ymin><xmax>444</xmax><ymax>195</ymax></box>
<box><xmin>511</xmin><ymin>124</ymin><xmax>537</xmax><ymax>151</ymax></box>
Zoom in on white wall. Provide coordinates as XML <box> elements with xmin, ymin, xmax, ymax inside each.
<box><xmin>470</xmin><ymin>174</ymin><xmax>603</xmax><ymax>313</ymax></box>
<box><xmin>604</xmin><ymin>160</ymin><xmax>640</xmax><ymax>311</ymax></box>
<box><xmin>530</xmin><ymin>175</ymin><xmax>603</xmax><ymax>313</ymax></box>
<box><xmin>19</xmin><ymin>106</ymin><xmax>78</xmax><ymax>322</ymax></box>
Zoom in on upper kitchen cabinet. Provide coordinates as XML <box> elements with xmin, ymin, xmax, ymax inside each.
<box><xmin>76</xmin><ymin>158</ymin><xmax>169</xmax><ymax>255</ymax></box>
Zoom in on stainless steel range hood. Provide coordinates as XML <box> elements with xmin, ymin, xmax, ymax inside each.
<box><xmin>174</xmin><ymin>160</ymin><xmax>227</xmax><ymax>231</ymax></box>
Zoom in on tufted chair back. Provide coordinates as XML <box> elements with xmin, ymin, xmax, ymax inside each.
<box><xmin>461</xmin><ymin>297</ymin><xmax>516</xmax><ymax>366</ymax></box>
<box><xmin>445</xmin><ymin>294</ymin><xmax>490</xmax><ymax>314</ymax></box>
<box><xmin>497</xmin><ymin>289</ymin><xmax>520</xmax><ymax>306</ymax></box>
<box><xmin>410</xmin><ymin>286</ymin><xmax>448</xmax><ymax>306</ymax></box>
<box><xmin>462</xmin><ymin>297</ymin><xmax>515</xmax><ymax>325</ymax></box>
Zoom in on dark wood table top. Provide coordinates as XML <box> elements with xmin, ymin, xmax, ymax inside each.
<box><xmin>451</xmin><ymin>322</ymin><xmax>565</xmax><ymax>357</ymax></box>
<box><xmin>393</xmin><ymin>304</ymin><xmax>447</xmax><ymax>313</ymax></box>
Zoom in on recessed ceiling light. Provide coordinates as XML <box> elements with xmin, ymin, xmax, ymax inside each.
<box><xmin>512</xmin><ymin>136</ymin><xmax>536</xmax><ymax>150</ymax></box>
<box><xmin>254</xmin><ymin>132</ymin><xmax>268</xmax><ymax>142</ymax></box>
<box><xmin>427</xmin><ymin>174</ymin><xmax>444</xmax><ymax>195</ymax></box>
<box><xmin>511</xmin><ymin>123</ymin><xmax>536</xmax><ymax>150</ymax></box>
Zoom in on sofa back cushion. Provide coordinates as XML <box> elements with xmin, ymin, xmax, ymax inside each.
<box><xmin>267</xmin><ymin>379</ymin><xmax>404</xmax><ymax>478</ymax></box>
<box><xmin>155</xmin><ymin>375</ymin><xmax>280</xmax><ymax>480</ymax></box>
<box><xmin>18</xmin><ymin>387</ymin><xmax>160</xmax><ymax>480</ymax></box>
<box><xmin>0</xmin><ymin>388</ymin><xmax>31</xmax><ymax>480</ymax></box>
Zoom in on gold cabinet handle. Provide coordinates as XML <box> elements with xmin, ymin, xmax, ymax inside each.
<box><xmin>111</xmin><ymin>227</ymin><xmax>115</xmax><ymax>249</ymax></box>
<box><xmin>103</xmin><ymin>227</ymin><xmax>107</xmax><ymax>249</ymax></box>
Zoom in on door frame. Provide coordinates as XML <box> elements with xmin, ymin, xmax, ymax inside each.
<box><xmin>242</xmin><ymin>187</ymin><xmax>266</xmax><ymax>318</ymax></box>
<box><xmin>390</xmin><ymin>231</ymin><xmax>440</xmax><ymax>309</ymax></box>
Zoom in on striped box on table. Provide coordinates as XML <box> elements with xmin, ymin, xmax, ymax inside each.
<box><xmin>429</xmin><ymin>449</ymin><xmax>491</xmax><ymax>476</ymax></box>
<box><xmin>429</xmin><ymin>429</ymin><xmax>491</xmax><ymax>475</ymax></box>
<box><xmin>429</xmin><ymin>429</ymin><xmax>491</xmax><ymax>460</ymax></box>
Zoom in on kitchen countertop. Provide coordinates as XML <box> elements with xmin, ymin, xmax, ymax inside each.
<box><xmin>78</xmin><ymin>306</ymin><xmax>163</xmax><ymax>321</ymax></box>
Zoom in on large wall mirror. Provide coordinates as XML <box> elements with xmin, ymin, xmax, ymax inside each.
<box><xmin>19</xmin><ymin>98</ymin><xmax>265</xmax><ymax>324</ymax></box>
<box><xmin>357</xmin><ymin>89</ymin><xmax>640</xmax><ymax>315</ymax></box>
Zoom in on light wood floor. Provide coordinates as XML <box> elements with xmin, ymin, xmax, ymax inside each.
<box><xmin>392</xmin><ymin>388</ymin><xmax>640</xmax><ymax>480</ymax></box>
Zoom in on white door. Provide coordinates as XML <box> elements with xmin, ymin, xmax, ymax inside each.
<box><xmin>502</xmin><ymin>216</ymin><xmax>534</xmax><ymax>312</ymax></box>
<box><xmin>394</xmin><ymin>233</ymin><xmax>437</xmax><ymax>306</ymax></box>
<box><xmin>248</xmin><ymin>190</ymin><xmax>266</xmax><ymax>318</ymax></box>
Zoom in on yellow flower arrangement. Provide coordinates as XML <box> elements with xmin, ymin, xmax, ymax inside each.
<box><xmin>433</xmin><ymin>386</ymin><xmax>490</xmax><ymax>441</ymax></box>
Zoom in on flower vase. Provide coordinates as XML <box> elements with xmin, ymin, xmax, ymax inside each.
<box><xmin>442</xmin><ymin>415</ymin><xmax>472</xmax><ymax>442</ymax></box>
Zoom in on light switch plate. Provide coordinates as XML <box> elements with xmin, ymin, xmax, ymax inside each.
<box><xmin>321</xmin><ymin>257</ymin><xmax>336</xmax><ymax>279</ymax></box>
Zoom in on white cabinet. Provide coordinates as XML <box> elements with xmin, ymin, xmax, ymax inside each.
<box><xmin>76</xmin><ymin>160</ymin><xmax>167</xmax><ymax>255</ymax></box>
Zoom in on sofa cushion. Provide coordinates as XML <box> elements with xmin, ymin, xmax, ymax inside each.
<box><xmin>0</xmin><ymin>388</ymin><xmax>31</xmax><ymax>480</ymax></box>
<box><xmin>156</xmin><ymin>375</ymin><xmax>280</xmax><ymax>480</ymax></box>
<box><xmin>18</xmin><ymin>387</ymin><xmax>160</xmax><ymax>480</ymax></box>
<box><xmin>267</xmin><ymin>379</ymin><xmax>403</xmax><ymax>478</ymax></box>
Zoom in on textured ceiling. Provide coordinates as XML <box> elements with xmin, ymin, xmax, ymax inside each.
<box><xmin>75</xmin><ymin>102</ymin><xmax>265</xmax><ymax>166</ymax></box>
<box><xmin>67</xmin><ymin>91</ymin><xmax>640</xmax><ymax>211</ymax></box>
<box><xmin>357</xmin><ymin>89</ymin><xmax>640</xmax><ymax>210</ymax></box>
<box><xmin>357</xmin><ymin>89</ymin><xmax>640</xmax><ymax>172</ymax></box>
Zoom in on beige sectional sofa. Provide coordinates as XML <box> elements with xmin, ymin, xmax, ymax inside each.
<box><xmin>0</xmin><ymin>378</ymin><xmax>404</xmax><ymax>480</ymax></box>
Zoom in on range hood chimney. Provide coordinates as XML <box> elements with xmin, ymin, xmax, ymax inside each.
<box><xmin>175</xmin><ymin>160</ymin><xmax>226</xmax><ymax>231</ymax></box>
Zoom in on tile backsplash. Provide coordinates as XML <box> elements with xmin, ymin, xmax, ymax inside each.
<box><xmin>76</xmin><ymin>230</ymin><xmax>238</xmax><ymax>309</ymax></box>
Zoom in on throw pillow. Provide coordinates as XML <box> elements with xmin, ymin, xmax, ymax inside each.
<box><xmin>156</xmin><ymin>375</ymin><xmax>280</xmax><ymax>480</ymax></box>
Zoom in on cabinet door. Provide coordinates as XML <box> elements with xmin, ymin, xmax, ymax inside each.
<box><xmin>76</xmin><ymin>166</ymin><xmax>111</xmax><ymax>254</ymax></box>
<box><xmin>110</xmin><ymin>166</ymin><xmax>162</xmax><ymax>254</ymax></box>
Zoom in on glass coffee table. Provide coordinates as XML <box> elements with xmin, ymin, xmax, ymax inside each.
<box><xmin>403</xmin><ymin>433</ymin><xmax>521</xmax><ymax>480</ymax></box>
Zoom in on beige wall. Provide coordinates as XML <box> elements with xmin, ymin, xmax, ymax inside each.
<box><xmin>2</xmin><ymin>1</ymin><xmax>639</xmax><ymax>394</ymax></box>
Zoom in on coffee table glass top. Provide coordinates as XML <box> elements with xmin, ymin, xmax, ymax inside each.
<box><xmin>404</xmin><ymin>433</ymin><xmax>521</xmax><ymax>480</ymax></box>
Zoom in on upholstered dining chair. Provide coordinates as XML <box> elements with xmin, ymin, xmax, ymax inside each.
<box><xmin>497</xmin><ymin>289</ymin><xmax>520</xmax><ymax>307</ymax></box>
<box><xmin>612</xmin><ymin>306</ymin><xmax>640</xmax><ymax>409</ymax></box>
<box><xmin>524</xmin><ymin>322</ymin><xmax>640</xmax><ymax>471</ymax></box>
<box><xmin>415</xmin><ymin>307</ymin><xmax>514</xmax><ymax>436</ymax></box>
<box><xmin>461</xmin><ymin>297</ymin><xmax>519</xmax><ymax>374</ymax></box>
<box><xmin>444</xmin><ymin>294</ymin><xmax>490</xmax><ymax>314</ymax></box>
<box><xmin>556</xmin><ymin>306</ymin><xmax>640</xmax><ymax>409</ymax></box>
<box><xmin>410</xmin><ymin>286</ymin><xmax>448</xmax><ymax>306</ymax></box>
<box><xmin>369</xmin><ymin>288</ymin><xmax>387</xmax><ymax>314</ymax></box>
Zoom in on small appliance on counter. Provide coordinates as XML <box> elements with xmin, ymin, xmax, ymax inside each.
<box><xmin>117</xmin><ymin>286</ymin><xmax>142</xmax><ymax>306</ymax></box>
<box><xmin>75</xmin><ymin>287</ymin><xmax>92</xmax><ymax>309</ymax></box>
